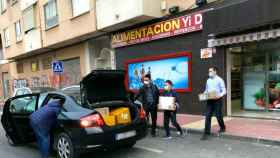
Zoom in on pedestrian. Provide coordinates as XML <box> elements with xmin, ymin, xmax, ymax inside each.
<box><xmin>201</xmin><ymin>67</ymin><xmax>226</xmax><ymax>140</ymax></box>
<box><xmin>136</xmin><ymin>74</ymin><xmax>160</xmax><ymax>137</ymax></box>
<box><xmin>30</xmin><ymin>98</ymin><xmax>64</xmax><ymax>158</ymax></box>
<box><xmin>162</xmin><ymin>80</ymin><xmax>184</xmax><ymax>139</ymax></box>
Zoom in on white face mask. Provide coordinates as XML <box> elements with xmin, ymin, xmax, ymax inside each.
<box><xmin>209</xmin><ymin>72</ymin><xmax>216</xmax><ymax>78</ymax></box>
<box><xmin>143</xmin><ymin>81</ymin><xmax>150</xmax><ymax>85</ymax></box>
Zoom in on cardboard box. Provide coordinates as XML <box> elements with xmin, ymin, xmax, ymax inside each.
<box><xmin>208</xmin><ymin>91</ymin><xmax>218</xmax><ymax>99</ymax></box>
<box><xmin>198</xmin><ymin>91</ymin><xmax>218</xmax><ymax>101</ymax></box>
<box><xmin>198</xmin><ymin>93</ymin><xmax>208</xmax><ymax>101</ymax></box>
<box><xmin>110</xmin><ymin>107</ymin><xmax>131</xmax><ymax>124</ymax></box>
<box><xmin>95</xmin><ymin>107</ymin><xmax>109</xmax><ymax>116</ymax></box>
<box><xmin>158</xmin><ymin>96</ymin><xmax>176</xmax><ymax>111</ymax></box>
<box><xmin>103</xmin><ymin>115</ymin><xmax>116</xmax><ymax>127</ymax></box>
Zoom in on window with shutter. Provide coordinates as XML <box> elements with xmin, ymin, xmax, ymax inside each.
<box><xmin>71</xmin><ymin>0</ymin><xmax>90</xmax><ymax>17</ymax></box>
<box><xmin>44</xmin><ymin>0</ymin><xmax>58</xmax><ymax>29</ymax></box>
<box><xmin>23</xmin><ymin>5</ymin><xmax>36</xmax><ymax>32</ymax></box>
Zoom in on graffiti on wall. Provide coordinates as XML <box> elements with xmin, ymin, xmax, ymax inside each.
<box><xmin>11</xmin><ymin>72</ymin><xmax>81</xmax><ymax>91</ymax></box>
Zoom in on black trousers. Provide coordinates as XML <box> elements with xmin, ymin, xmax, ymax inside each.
<box><xmin>204</xmin><ymin>99</ymin><xmax>226</xmax><ymax>134</ymax></box>
<box><xmin>164</xmin><ymin>110</ymin><xmax>182</xmax><ymax>137</ymax></box>
<box><xmin>145</xmin><ymin>106</ymin><xmax>157</xmax><ymax>135</ymax></box>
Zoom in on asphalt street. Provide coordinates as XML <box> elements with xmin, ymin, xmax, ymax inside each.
<box><xmin>0</xmin><ymin>126</ymin><xmax>280</xmax><ymax>158</ymax></box>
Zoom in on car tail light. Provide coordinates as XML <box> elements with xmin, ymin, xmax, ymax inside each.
<box><xmin>139</xmin><ymin>106</ymin><xmax>146</xmax><ymax>120</ymax></box>
<box><xmin>80</xmin><ymin>114</ymin><xmax>104</xmax><ymax>128</ymax></box>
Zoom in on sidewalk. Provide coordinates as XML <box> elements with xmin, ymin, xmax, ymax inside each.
<box><xmin>156</xmin><ymin>112</ymin><xmax>280</xmax><ymax>145</ymax></box>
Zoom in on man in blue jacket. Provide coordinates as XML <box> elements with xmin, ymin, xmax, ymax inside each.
<box><xmin>30</xmin><ymin>98</ymin><xmax>64</xmax><ymax>158</ymax></box>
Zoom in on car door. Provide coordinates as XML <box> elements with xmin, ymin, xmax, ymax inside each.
<box><xmin>1</xmin><ymin>94</ymin><xmax>40</xmax><ymax>144</ymax></box>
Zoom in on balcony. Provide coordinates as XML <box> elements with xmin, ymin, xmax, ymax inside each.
<box><xmin>96</xmin><ymin>0</ymin><xmax>162</xmax><ymax>31</ymax></box>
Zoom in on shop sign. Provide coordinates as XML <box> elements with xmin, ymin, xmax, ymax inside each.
<box><xmin>208</xmin><ymin>29</ymin><xmax>280</xmax><ymax>47</ymax></box>
<box><xmin>112</xmin><ymin>12</ymin><xmax>203</xmax><ymax>48</ymax></box>
<box><xmin>200</xmin><ymin>48</ymin><xmax>215</xmax><ymax>59</ymax></box>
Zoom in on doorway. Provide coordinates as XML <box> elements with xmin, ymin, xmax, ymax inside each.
<box><xmin>228</xmin><ymin>40</ymin><xmax>280</xmax><ymax>119</ymax></box>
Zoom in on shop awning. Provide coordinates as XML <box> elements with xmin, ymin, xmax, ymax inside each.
<box><xmin>208</xmin><ymin>29</ymin><xmax>280</xmax><ymax>47</ymax></box>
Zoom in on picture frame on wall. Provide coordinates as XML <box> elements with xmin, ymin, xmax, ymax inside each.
<box><xmin>125</xmin><ymin>52</ymin><xmax>192</xmax><ymax>92</ymax></box>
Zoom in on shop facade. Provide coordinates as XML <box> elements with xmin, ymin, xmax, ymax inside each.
<box><xmin>205</xmin><ymin>0</ymin><xmax>280</xmax><ymax>118</ymax></box>
<box><xmin>112</xmin><ymin>6</ymin><xmax>224</xmax><ymax>115</ymax></box>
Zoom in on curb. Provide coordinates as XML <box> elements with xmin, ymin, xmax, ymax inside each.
<box><xmin>156</xmin><ymin>125</ymin><xmax>280</xmax><ymax>146</ymax></box>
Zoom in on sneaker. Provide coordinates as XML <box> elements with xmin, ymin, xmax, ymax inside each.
<box><xmin>177</xmin><ymin>131</ymin><xmax>185</xmax><ymax>137</ymax></box>
<box><xmin>162</xmin><ymin>136</ymin><xmax>172</xmax><ymax>140</ymax></box>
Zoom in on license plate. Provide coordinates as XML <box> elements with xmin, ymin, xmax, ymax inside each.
<box><xmin>116</xmin><ymin>130</ymin><xmax>136</xmax><ymax>141</ymax></box>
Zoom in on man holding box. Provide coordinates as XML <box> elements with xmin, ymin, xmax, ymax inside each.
<box><xmin>201</xmin><ymin>67</ymin><xmax>226</xmax><ymax>141</ymax></box>
<box><xmin>162</xmin><ymin>80</ymin><xmax>184</xmax><ymax>139</ymax></box>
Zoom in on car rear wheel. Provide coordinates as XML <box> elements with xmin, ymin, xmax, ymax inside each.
<box><xmin>56</xmin><ymin>133</ymin><xmax>79</xmax><ymax>158</ymax></box>
<box><xmin>123</xmin><ymin>141</ymin><xmax>136</xmax><ymax>148</ymax></box>
<box><xmin>6</xmin><ymin>134</ymin><xmax>17</xmax><ymax>146</ymax></box>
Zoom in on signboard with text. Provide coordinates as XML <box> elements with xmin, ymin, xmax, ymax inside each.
<box><xmin>112</xmin><ymin>12</ymin><xmax>203</xmax><ymax>48</ymax></box>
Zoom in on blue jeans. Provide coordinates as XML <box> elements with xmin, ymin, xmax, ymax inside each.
<box><xmin>30</xmin><ymin>121</ymin><xmax>50</xmax><ymax>158</ymax></box>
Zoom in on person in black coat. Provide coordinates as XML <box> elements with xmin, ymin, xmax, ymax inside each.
<box><xmin>135</xmin><ymin>74</ymin><xmax>159</xmax><ymax>137</ymax></box>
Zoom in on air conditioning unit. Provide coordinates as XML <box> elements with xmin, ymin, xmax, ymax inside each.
<box><xmin>96</xmin><ymin>0</ymin><xmax>162</xmax><ymax>31</ymax></box>
<box><xmin>95</xmin><ymin>48</ymin><xmax>115</xmax><ymax>70</ymax></box>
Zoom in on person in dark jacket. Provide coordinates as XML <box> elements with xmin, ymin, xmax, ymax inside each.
<box><xmin>162</xmin><ymin>80</ymin><xmax>184</xmax><ymax>139</ymax></box>
<box><xmin>136</xmin><ymin>74</ymin><xmax>159</xmax><ymax>137</ymax></box>
<box><xmin>30</xmin><ymin>98</ymin><xmax>64</xmax><ymax>158</ymax></box>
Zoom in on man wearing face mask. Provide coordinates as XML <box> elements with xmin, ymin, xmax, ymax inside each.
<box><xmin>136</xmin><ymin>74</ymin><xmax>159</xmax><ymax>137</ymax></box>
<box><xmin>162</xmin><ymin>80</ymin><xmax>184</xmax><ymax>139</ymax></box>
<box><xmin>201</xmin><ymin>66</ymin><xmax>226</xmax><ymax>141</ymax></box>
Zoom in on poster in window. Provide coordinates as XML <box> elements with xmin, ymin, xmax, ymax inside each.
<box><xmin>125</xmin><ymin>52</ymin><xmax>191</xmax><ymax>92</ymax></box>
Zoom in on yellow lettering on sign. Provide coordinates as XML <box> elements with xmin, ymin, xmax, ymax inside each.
<box><xmin>146</xmin><ymin>26</ymin><xmax>154</xmax><ymax>36</ymax></box>
<box><xmin>130</xmin><ymin>31</ymin><xmax>136</xmax><ymax>40</ymax></box>
<box><xmin>154</xmin><ymin>24</ymin><xmax>161</xmax><ymax>34</ymax></box>
<box><xmin>164</xmin><ymin>21</ymin><xmax>172</xmax><ymax>32</ymax></box>
<box><xmin>135</xmin><ymin>30</ymin><xmax>142</xmax><ymax>39</ymax></box>
<box><xmin>172</xmin><ymin>19</ymin><xmax>180</xmax><ymax>30</ymax></box>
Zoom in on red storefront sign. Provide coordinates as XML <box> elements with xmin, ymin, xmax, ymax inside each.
<box><xmin>112</xmin><ymin>12</ymin><xmax>203</xmax><ymax>48</ymax></box>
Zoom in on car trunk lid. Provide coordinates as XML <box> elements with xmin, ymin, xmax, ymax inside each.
<box><xmin>80</xmin><ymin>70</ymin><xmax>128</xmax><ymax>105</ymax></box>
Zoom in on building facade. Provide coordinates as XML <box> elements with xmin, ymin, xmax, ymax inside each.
<box><xmin>0</xmin><ymin>0</ymin><xmax>203</xmax><ymax>100</ymax></box>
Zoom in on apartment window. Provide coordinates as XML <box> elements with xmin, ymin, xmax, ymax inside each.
<box><xmin>42</xmin><ymin>56</ymin><xmax>52</xmax><ymax>69</ymax></box>
<box><xmin>15</xmin><ymin>20</ymin><xmax>22</xmax><ymax>42</ymax></box>
<box><xmin>0</xmin><ymin>0</ymin><xmax>7</xmax><ymax>13</ymax></box>
<box><xmin>17</xmin><ymin>63</ymin><xmax>24</xmax><ymax>73</ymax></box>
<box><xmin>71</xmin><ymin>0</ymin><xmax>90</xmax><ymax>17</ymax></box>
<box><xmin>3</xmin><ymin>27</ymin><xmax>10</xmax><ymax>47</ymax></box>
<box><xmin>44</xmin><ymin>0</ymin><xmax>58</xmax><ymax>29</ymax></box>
<box><xmin>23</xmin><ymin>5</ymin><xmax>36</xmax><ymax>32</ymax></box>
<box><xmin>31</xmin><ymin>60</ymin><xmax>39</xmax><ymax>72</ymax></box>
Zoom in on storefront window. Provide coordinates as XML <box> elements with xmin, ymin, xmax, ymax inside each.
<box><xmin>229</xmin><ymin>39</ymin><xmax>280</xmax><ymax>117</ymax></box>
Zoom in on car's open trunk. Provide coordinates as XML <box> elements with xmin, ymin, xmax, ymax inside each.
<box><xmin>80</xmin><ymin>70</ymin><xmax>139</xmax><ymax>127</ymax></box>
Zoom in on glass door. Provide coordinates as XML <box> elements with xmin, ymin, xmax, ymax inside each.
<box><xmin>242</xmin><ymin>44</ymin><xmax>267</xmax><ymax>111</ymax></box>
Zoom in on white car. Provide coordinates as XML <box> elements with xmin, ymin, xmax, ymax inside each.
<box><xmin>13</xmin><ymin>87</ymin><xmax>57</xmax><ymax>97</ymax></box>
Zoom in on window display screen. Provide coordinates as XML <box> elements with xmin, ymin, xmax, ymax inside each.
<box><xmin>125</xmin><ymin>52</ymin><xmax>191</xmax><ymax>92</ymax></box>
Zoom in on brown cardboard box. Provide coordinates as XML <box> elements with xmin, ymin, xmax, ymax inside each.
<box><xmin>158</xmin><ymin>96</ymin><xmax>176</xmax><ymax>111</ymax></box>
<box><xmin>95</xmin><ymin>107</ymin><xmax>109</xmax><ymax>116</ymax></box>
<box><xmin>103</xmin><ymin>115</ymin><xmax>116</xmax><ymax>126</ymax></box>
<box><xmin>198</xmin><ymin>91</ymin><xmax>218</xmax><ymax>101</ymax></box>
<box><xmin>207</xmin><ymin>91</ymin><xmax>218</xmax><ymax>99</ymax></box>
<box><xmin>110</xmin><ymin>107</ymin><xmax>131</xmax><ymax>124</ymax></box>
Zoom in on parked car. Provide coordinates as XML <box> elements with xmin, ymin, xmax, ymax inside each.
<box><xmin>1</xmin><ymin>70</ymin><xmax>148</xmax><ymax>158</ymax></box>
<box><xmin>13</xmin><ymin>87</ymin><xmax>57</xmax><ymax>97</ymax></box>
